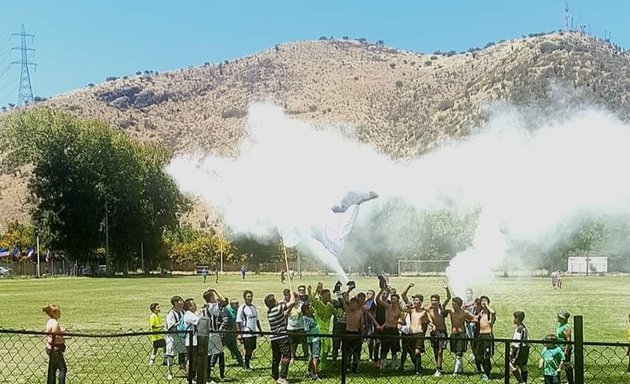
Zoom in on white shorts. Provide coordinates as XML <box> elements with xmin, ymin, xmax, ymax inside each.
<box><xmin>165</xmin><ymin>334</ymin><xmax>186</xmax><ymax>356</ymax></box>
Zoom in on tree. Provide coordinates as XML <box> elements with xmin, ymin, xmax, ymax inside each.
<box><xmin>1</xmin><ymin>108</ymin><xmax>185</xmax><ymax>272</ymax></box>
<box><xmin>0</xmin><ymin>221</ymin><xmax>36</xmax><ymax>251</ymax></box>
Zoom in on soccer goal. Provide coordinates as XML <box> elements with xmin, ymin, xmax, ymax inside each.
<box><xmin>397</xmin><ymin>259</ymin><xmax>450</xmax><ymax>276</ymax></box>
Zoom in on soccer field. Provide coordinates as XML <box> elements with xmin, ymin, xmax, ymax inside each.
<box><xmin>0</xmin><ymin>273</ymin><xmax>627</xmax><ymax>340</ymax></box>
<box><xmin>1</xmin><ymin>274</ymin><xmax>629</xmax><ymax>383</ymax></box>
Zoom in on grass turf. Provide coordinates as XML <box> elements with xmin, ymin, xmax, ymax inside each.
<box><xmin>0</xmin><ymin>274</ymin><xmax>628</xmax><ymax>383</ymax></box>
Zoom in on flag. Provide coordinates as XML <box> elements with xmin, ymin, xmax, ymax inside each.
<box><xmin>45</xmin><ymin>250</ymin><xmax>51</xmax><ymax>262</ymax></box>
<box><xmin>25</xmin><ymin>248</ymin><xmax>34</xmax><ymax>259</ymax></box>
<box><xmin>0</xmin><ymin>248</ymin><xmax>9</xmax><ymax>258</ymax></box>
<box><xmin>12</xmin><ymin>245</ymin><xmax>20</xmax><ymax>257</ymax></box>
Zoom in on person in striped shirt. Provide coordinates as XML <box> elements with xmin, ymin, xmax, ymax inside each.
<box><xmin>265</xmin><ymin>290</ymin><xmax>297</xmax><ymax>384</ymax></box>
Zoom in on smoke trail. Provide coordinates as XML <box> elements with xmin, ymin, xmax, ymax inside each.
<box><xmin>167</xmin><ymin>100</ymin><xmax>630</xmax><ymax>291</ymax></box>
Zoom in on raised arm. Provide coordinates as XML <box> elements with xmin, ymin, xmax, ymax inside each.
<box><xmin>211</xmin><ymin>288</ymin><xmax>226</xmax><ymax>303</ymax></box>
<box><xmin>443</xmin><ymin>286</ymin><xmax>452</xmax><ymax>307</ymax></box>
<box><xmin>402</xmin><ymin>283</ymin><xmax>414</xmax><ymax>306</ymax></box>
<box><xmin>283</xmin><ymin>291</ymin><xmax>297</xmax><ymax>317</ymax></box>
<box><xmin>376</xmin><ymin>287</ymin><xmax>389</xmax><ymax>307</ymax></box>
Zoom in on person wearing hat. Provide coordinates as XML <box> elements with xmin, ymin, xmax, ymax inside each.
<box><xmin>556</xmin><ymin>311</ymin><xmax>574</xmax><ymax>384</ymax></box>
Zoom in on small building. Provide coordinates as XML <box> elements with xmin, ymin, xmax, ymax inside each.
<box><xmin>567</xmin><ymin>256</ymin><xmax>608</xmax><ymax>274</ymax></box>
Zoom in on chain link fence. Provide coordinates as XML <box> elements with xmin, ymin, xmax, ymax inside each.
<box><xmin>1</xmin><ymin>328</ymin><xmax>628</xmax><ymax>383</ymax></box>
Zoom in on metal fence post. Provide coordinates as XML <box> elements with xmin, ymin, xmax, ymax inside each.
<box><xmin>187</xmin><ymin>331</ymin><xmax>194</xmax><ymax>384</ymax></box>
<box><xmin>197</xmin><ymin>317</ymin><xmax>210</xmax><ymax>384</ymax></box>
<box><xmin>574</xmin><ymin>315</ymin><xmax>584</xmax><ymax>384</ymax></box>
<box><xmin>340</xmin><ymin>334</ymin><xmax>347</xmax><ymax>384</ymax></box>
<box><xmin>504</xmin><ymin>341</ymin><xmax>510</xmax><ymax>384</ymax></box>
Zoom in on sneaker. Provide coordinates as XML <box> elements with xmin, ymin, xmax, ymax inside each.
<box><xmin>166</xmin><ymin>373</ymin><xmax>174</xmax><ymax>380</ymax></box>
<box><xmin>434</xmin><ymin>370</ymin><xmax>442</xmax><ymax>377</ymax></box>
<box><xmin>276</xmin><ymin>378</ymin><xmax>289</xmax><ymax>384</ymax></box>
<box><xmin>311</xmin><ymin>375</ymin><xmax>322</xmax><ymax>381</ymax></box>
<box><xmin>454</xmin><ymin>358</ymin><xmax>463</xmax><ymax>374</ymax></box>
<box><xmin>481</xmin><ymin>373</ymin><xmax>489</xmax><ymax>382</ymax></box>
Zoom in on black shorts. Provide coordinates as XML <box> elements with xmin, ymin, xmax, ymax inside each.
<box><xmin>450</xmin><ymin>332</ymin><xmax>467</xmax><ymax>354</ymax></box>
<box><xmin>153</xmin><ymin>339</ymin><xmax>166</xmax><ymax>349</ymax></box>
<box><xmin>430</xmin><ymin>330</ymin><xmax>448</xmax><ymax>350</ymax></box>
<box><xmin>402</xmin><ymin>332</ymin><xmax>425</xmax><ymax>354</ymax></box>
<box><xmin>380</xmin><ymin>327</ymin><xmax>400</xmax><ymax>355</ymax></box>
<box><xmin>288</xmin><ymin>329</ymin><xmax>307</xmax><ymax>345</ymax></box>
<box><xmin>512</xmin><ymin>346</ymin><xmax>530</xmax><ymax>366</ymax></box>
<box><xmin>476</xmin><ymin>333</ymin><xmax>494</xmax><ymax>358</ymax></box>
<box><xmin>242</xmin><ymin>336</ymin><xmax>257</xmax><ymax>351</ymax></box>
<box><xmin>272</xmin><ymin>337</ymin><xmax>291</xmax><ymax>358</ymax></box>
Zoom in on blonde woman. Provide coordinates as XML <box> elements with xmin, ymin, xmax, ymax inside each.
<box><xmin>43</xmin><ymin>304</ymin><xmax>67</xmax><ymax>384</ymax></box>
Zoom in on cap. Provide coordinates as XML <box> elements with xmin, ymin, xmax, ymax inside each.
<box><xmin>557</xmin><ymin>310</ymin><xmax>570</xmax><ymax>320</ymax></box>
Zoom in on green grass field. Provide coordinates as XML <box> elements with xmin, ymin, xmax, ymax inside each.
<box><xmin>1</xmin><ymin>274</ymin><xmax>629</xmax><ymax>383</ymax></box>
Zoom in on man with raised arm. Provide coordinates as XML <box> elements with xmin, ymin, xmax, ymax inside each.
<box><xmin>308</xmin><ymin>282</ymin><xmax>334</xmax><ymax>367</ymax></box>
<box><xmin>475</xmin><ymin>295</ymin><xmax>496</xmax><ymax>382</ymax></box>
<box><xmin>427</xmin><ymin>283</ymin><xmax>452</xmax><ymax>377</ymax></box>
<box><xmin>401</xmin><ymin>282</ymin><xmax>430</xmax><ymax>375</ymax></box>
<box><xmin>376</xmin><ymin>286</ymin><xmax>404</xmax><ymax>370</ymax></box>
<box><xmin>337</xmin><ymin>282</ymin><xmax>365</xmax><ymax>373</ymax></box>
<box><xmin>265</xmin><ymin>289</ymin><xmax>297</xmax><ymax>384</ymax></box>
<box><xmin>448</xmin><ymin>296</ymin><xmax>475</xmax><ymax>374</ymax></box>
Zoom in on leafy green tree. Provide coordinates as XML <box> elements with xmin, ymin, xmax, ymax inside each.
<box><xmin>1</xmin><ymin>108</ymin><xmax>185</xmax><ymax>272</ymax></box>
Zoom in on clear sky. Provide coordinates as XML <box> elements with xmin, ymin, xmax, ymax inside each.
<box><xmin>0</xmin><ymin>0</ymin><xmax>628</xmax><ymax>107</ymax></box>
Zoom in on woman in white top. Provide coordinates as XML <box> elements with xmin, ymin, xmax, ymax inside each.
<box><xmin>43</xmin><ymin>304</ymin><xmax>67</xmax><ymax>384</ymax></box>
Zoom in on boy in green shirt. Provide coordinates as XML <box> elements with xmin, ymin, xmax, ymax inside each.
<box><xmin>302</xmin><ymin>303</ymin><xmax>322</xmax><ymax>380</ymax></box>
<box><xmin>148</xmin><ymin>302</ymin><xmax>166</xmax><ymax>366</ymax></box>
<box><xmin>539</xmin><ymin>334</ymin><xmax>564</xmax><ymax>384</ymax></box>
<box><xmin>309</xmin><ymin>282</ymin><xmax>334</xmax><ymax>367</ymax></box>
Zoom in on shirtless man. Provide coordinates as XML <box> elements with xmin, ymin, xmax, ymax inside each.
<box><xmin>376</xmin><ymin>286</ymin><xmax>404</xmax><ymax>370</ymax></box>
<box><xmin>475</xmin><ymin>295</ymin><xmax>496</xmax><ymax>382</ymax></box>
<box><xmin>338</xmin><ymin>285</ymin><xmax>365</xmax><ymax>373</ymax></box>
<box><xmin>448</xmin><ymin>297</ymin><xmax>475</xmax><ymax>374</ymax></box>
<box><xmin>427</xmin><ymin>284</ymin><xmax>451</xmax><ymax>377</ymax></box>
<box><xmin>401</xmin><ymin>283</ymin><xmax>430</xmax><ymax>375</ymax></box>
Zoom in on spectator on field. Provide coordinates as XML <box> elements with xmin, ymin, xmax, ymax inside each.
<box><xmin>265</xmin><ymin>289</ymin><xmax>296</xmax><ymax>384</ymax></box>
<box><xmin>164</xmin><ymin>296</ymin><xmax>186</xmax><ymax>380</ymax></box>
<box><xmin>539</xmin><ymin>334</ymin><xmax>564</xmax><ymax>384</ymax></box>
<box><xmin>201</xmin><ymin>289</ymin><xmax>227</xmax><ymax>382</ymax></box>
<box><xmin>182</xmin><ymin>298</ymin><xmax>200</xmax><ymax>378</ymax></box>
<box><xmin>148</xmin><ymin>303</ymin><xmax>166</xmax><ymax>366</ymax></box>
<box><xmin>236</xmin><ymin>290</ymin><xmax>261</xmax><ymax>370</ymax></box>
<box><xmin>44</xmin><ymin>304</ymin><xmax>67</xmax><ymax>384</ymax></box>
<box><xmin>224</xmin><ymin>298</ymin><xmax>244</xmax><ymax>366</ymax></box>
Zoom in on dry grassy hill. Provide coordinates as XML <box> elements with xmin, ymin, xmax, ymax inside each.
<box><xmin>1</xmin><ymin>32</ymin><xmax>629</xmax><ymax>230</ymax></box>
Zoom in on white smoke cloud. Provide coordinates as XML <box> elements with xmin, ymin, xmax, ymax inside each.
<box><xmin>167</xmin><ymin>101</ymin><xmax>630</xmax><ymax>295</ymax></box>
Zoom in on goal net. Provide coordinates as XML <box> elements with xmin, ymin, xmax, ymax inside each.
<box><xmin>397</xmin><ymin>260</ymin><xmax>450</xmax><ymax>276</ymax></box>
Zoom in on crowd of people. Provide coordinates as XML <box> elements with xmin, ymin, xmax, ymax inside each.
<box><xmin>133</xmin><ymin>276</ymin><xmax>601</xmax><ymax>384</ymax></box>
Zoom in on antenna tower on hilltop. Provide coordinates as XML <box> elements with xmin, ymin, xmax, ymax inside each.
<box><xmin>11</xmin><ymin>24</ymin><xmax>36</xmax><ymax>106</ymax></box>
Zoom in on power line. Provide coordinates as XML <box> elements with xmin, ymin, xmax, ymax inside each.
<box><xmin>10</xmin><ymin>24</ymin><xmax>36</xmax><ymax>106</ymax></box>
